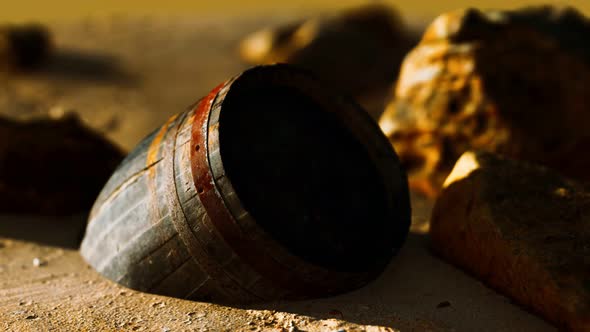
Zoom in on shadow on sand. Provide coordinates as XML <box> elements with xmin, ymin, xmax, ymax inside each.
<box><xmin>38</xmin><ymin>48</ymin><xmax>138</xmax><ymax>85</ymax></box>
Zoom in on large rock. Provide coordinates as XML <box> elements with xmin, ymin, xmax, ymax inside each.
<box><xmin>379</xmin><ymin>6</ymin><xmax>590</xmax><ymax>196</ymax></box>
<box><xmin>0</xmin><ymin>114</ymin><xmax>124</xmax><ymax>215</ymax></box>
<box><xmin>431</xmin><ymin>150</ymin><xmax>590</xmax><ymax>331</ymax></box>
<box><xmin>239</xmin><ymin>4</ymin><xmax>417</xmax><ymax>118</ymax></box>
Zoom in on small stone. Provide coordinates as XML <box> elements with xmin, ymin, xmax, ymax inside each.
<box><xmin>25</xmin><ymin>314</ymin><xmax>38</xmax><ymax>320</ymax></box>
<box><xmin>436</xmin><ymin>301</ymin><xmax>451</xmax><ymax>309</ymax></box>
<box><xmin>431</xmin><ymin>151</ymin><xmax>590</xmax><ymax>331</ymax></box>
<box><xmin>286</xmin><ymin>320</ymin><xmax>298</xmax><ymax>332</ymax></box>
<box><xmin>48</xmin><ymin>106</ymin><xmax>66</xmax><ymax>119</ymax></box>
<box><xmin>32</xmin><ymin>258</ymin><xmax>46</xmax><ymax>267</ymax></box>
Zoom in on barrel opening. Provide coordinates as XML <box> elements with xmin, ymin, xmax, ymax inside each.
<box><xmin>217</xmin><ymin>69</ymin><xmax>397</xmax><ymax>273</ymax></box>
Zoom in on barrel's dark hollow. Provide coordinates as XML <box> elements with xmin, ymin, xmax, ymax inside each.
<box><xmin>218</xmin><ymin>80</ymin><xmax>395</xmax><ymax>272</ymax></box>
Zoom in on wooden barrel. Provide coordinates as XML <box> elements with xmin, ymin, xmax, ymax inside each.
<box><xmin>80</xmin><ymin>64</ymin><xmax>411</xmax><ymax>303</ymax></box>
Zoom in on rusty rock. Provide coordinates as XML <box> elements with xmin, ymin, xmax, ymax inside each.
<box><xmin>239</xmin><ymin>4</ymin><xmax>417</xmax><ymax>118</ymax></box>
<box><xmin>0</xmin><ymin>114</ymin><xmax>124</xmax><ymax>215</ymax></box>
<box><xmin>0</xmin><ymin>24</ymin><xmax>52</xmax><ymax>71</ymax></box>
<box><xmin>431</xmin><ymin>150</ymin><xmax>590</xmax><ymax>331</ymax></box>
<box><xmin>379</xmin><ymin>6</ymin><xmax>590</xmax><ymax>196</ymax></box>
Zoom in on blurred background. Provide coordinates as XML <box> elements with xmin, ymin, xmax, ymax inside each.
<box><xmin>1</xmin><ymin>0</ymin><xmax>589</xmax><ymax>23</ymax></box>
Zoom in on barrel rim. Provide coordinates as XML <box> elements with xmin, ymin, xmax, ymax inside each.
<box><xmin>191</xmin><ymin>64</ymin><xmax>411</xmax><ymax>298</ymax></box>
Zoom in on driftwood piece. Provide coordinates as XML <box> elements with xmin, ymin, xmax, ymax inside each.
<box><xmin>431</xmin><ymin>151</ymin><xmax>590</xmax><ymax>331</ymax></box>
<box><xmin>379</xmin><ymin>6</ymin><xmax>590</xmax><ymax>196</ymax></box>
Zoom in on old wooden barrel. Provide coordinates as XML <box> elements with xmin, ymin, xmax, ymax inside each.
<box><xmin>80</xmin><ymin>64</ymin><xmax>411</xmax><ymax>303</ymax></box>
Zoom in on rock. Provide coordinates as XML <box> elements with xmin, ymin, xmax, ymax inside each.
<box><xmin>379</xmin><ymin>6</ymin><xmax>590</xmax><ymax>196</ymax></box>
<box><xmin>431</xmin><ymin>151</ymin><xmax>590</xmax><ymax>331</ymax></box>
<box><xmin>0</xmin><ymin>24</ymin><xmax>52</xmax><ymax>71</ymax></box>
<box><xmin>0</xmin><ymin>114</ymin><xmax>124</xmax><ymax>215</ymax></box>
<box><xmin>239</xmin><ymin>4</ymin><xmax>417</xmax><ymax>118</ymax></box>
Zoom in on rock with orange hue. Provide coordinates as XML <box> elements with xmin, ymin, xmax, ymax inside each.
<box><xmin>431</xmin><ymin>150</ymin><xmax>590</xmax><ymax>331</ymax></box>
<box><xmin>239</xmin><ymin>4</ymin><xmax>416</xmax><ymax>118</ymax></box>
<box><xmin>379</xmin><ymin>6</ymin><xmax>590</xmax><ymax>196</ymax></box>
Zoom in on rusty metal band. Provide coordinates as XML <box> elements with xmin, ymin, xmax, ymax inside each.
<box><xmin>159</xmin><ymin>109</ymin><xmax>261</xmax><ymax>302</ymax></box>
<box><xmin>190</xmin><ymin>80</ymin><xmax>330</xmax><ymax>297</ymax></box>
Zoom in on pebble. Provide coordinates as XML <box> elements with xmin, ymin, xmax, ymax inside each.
<box><xmin>32</xmin><ymin>257</ymin><xmax>47</xmax><ymax>267</ymax></box>
<box><xmin>286</xmin><ymin>320</ymin><xmax>298</xmax><ymax>332</ymax></box>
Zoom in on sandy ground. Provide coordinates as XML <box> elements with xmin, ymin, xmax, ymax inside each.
<box><xmin>0</xmin><ymin>14</ymin><xmax>556</xmax><ymax>331</ymax></box>
<box><xmin>0</xmin><ymin>194</ymin><xmax>555</xmax><ymax>331</ymax></box>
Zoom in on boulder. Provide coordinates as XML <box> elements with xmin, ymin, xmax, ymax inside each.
<box><xmin>431</xmin><ymin>150</ymin><xmax>590</xmax><ymax>331</ymax></box>
<box><xmin>379</xmin><ymin>6</ymin><xmax>590</xmax><ymax>196</ymax></box>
